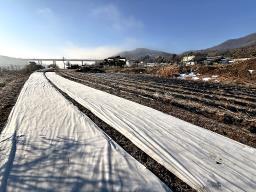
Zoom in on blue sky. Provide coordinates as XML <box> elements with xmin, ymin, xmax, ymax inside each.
<box><xmin>0</xmin><ymin>0</ymin><xmax>256</xmax><ymax>58</ymax></box>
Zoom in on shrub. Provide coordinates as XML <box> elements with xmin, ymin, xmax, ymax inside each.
<box><xmin>22</xmin><ymin>63</ymin><xmax>45</xmax><ymax>74</ymax></box>
<box><xmin>156</xmin><ymin>65</ymin><xmax>180</xmax><ymax>77</ymax></box>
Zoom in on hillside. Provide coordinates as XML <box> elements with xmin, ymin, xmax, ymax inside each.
<box><xmin>183</xmin><ymin>33</ymin><xmax>256</xmax><ymax>58</ymax></box>
<box><xmin>189</xmin><ymin>44</ymin><xmax>256</xmax><ymax>59</ymax></box>
<box><xmin>206</xmin><ymin>45</ymin><xmax>256</xmax><ymax>58</ymax></box>
<box><xmin>117</xmin><ymin>48</ymin><xmax>175</xmax><ymax>61</ymax></box>
<box><xmin>0</xmin><ymin>55</ymin><xmax>28</xmax><ymax>70</ymax></box>
<box><xmin>207</xmin><ymin>32</ymin><xmax>256</xmax><ymax>51</ymax></box>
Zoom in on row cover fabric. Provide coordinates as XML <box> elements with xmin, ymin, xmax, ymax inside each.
<box><xmin>46</xmin><ymin>72</ymin><xmax>256</xmax><ymax>192</ymax></box>
<box><xmin>0</xmin><ymin>72</ymin><xmax>170</xmax><ymax>192</ymax></box>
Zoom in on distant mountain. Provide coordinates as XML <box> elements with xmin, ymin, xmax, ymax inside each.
<box><xmin>117</xmin><ymin>48</ymin><xmax>174</xmax><ymax>60</ymax></box>
<box><xmin>0</xmin><ymin>55</ymin><xmax>28</xmax><ymax>69</ymax></box>
<box><xmin>207</xmin><ymin>32</ymin><xmax>256</xmax><ymax>51</ymax></box>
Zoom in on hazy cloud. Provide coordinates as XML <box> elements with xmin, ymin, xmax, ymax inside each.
<box><xmin>0</xmin><ymin>34</ymin><xmax>140</xmax><ymax>59</ymax></box>
<box><xmin>63</xmin><ymin>43</ymin><xmax>121</xmax><ymax>59</ymax></box>
<box><xmin>0</xmin><ymin>38</ymin><xmax>121</xmax><ymax>59</ymax></box>
<box><xmin>37</xmin><ymin>8</ymin><xmax>53</xmax><ymax>16</ymax></box>
<box><xmin>91</xmin><ymin>4</ymin><xmax>143</xmax><ymax>31</ymax></box>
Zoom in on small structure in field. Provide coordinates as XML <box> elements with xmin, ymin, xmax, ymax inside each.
<box><xmin>103</xmin><ymin>56</ymin><xmax>126</xmax><ymax>67</ymax></box>
<box><xmin>182</xmin><ymin>55</ymin><xmax>196</xmax><ymax>66</ymax></box>
<box><xmin>126</xmin><ymin>60</ymin><xmax>138</xmax><ymax>67</ymax></box>
<box><xmin>203</xmin><ymin>56</ymin><xmax>232</xmax><ymax>65</ymax></box>
<box><xmin>220</xmin><ymin>58</ymin><xmax>231</xmax><ymax>64</ymax></box>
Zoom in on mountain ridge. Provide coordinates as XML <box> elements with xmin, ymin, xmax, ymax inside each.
<box><xmin>116</xmin><ymin>32</ymin><xmax>256</xmax><ymax>60</ymax></box>
<box><xmin>117</xmin><ymin>48</ymin><xmax>174</xmax><ymax>60</ymax></box>
<box><xmin>207</xmin><ymin>32</ymin><xmax>256</xmax><ymax>51</ymax></box>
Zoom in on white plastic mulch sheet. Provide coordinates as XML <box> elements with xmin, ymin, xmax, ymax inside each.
<box><xmin>46</xmin><ymin>72</ymin><xmax>256</xmax><ymax>192</ymax></box>
<box><xmin>0</xmin><ymin>73</ymin><xmax>170</xmax><ymax>192</ymax></box>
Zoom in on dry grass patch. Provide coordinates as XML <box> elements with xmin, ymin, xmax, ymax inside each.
<box><xmin>156</xmin><ymin>65</ymin><xmax>180</xmax><ymax>77</ymax></box>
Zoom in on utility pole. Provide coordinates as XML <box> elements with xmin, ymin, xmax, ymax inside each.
<box><xmin>63</xmin><ymin>57</ymin><xmax>65</xmax><ymax>69</ymax></box>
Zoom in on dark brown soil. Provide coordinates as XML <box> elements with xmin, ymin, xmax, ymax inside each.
<box><xmin>0</xmin><ymin>73</ymin><xmax>30</xmax><ymax>133</ymax></box>
<box><xmin>57</xmin><ymin>70</ymin><xmax>256</xmax><ymax>148</ymax></box>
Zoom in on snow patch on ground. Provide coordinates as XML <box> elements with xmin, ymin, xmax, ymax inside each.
<box><xmin>202</xmin><ymin>77</ymin><xmax>211</xmax><ymax>81</ymax></box>
<box><xmin>177</xmin><ymin>72</ymin><xmax>221</xmax><ymax>82</ymax></box>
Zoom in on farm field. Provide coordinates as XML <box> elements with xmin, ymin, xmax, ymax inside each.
<box><xmin>1</xmin><ymin>71</ymin><xmax>256</xmax><ymax>192</ymax></box>
<box><xmin>46</xmin><ymin>72</ymin><xmax>256</xmax><ymax>191</ymax></box>
<box><xmin>58</xmin><ymin>70</ymin><xmax>256</xmax><ymax>147</ymax></box>
<box><xmin>2</xmin><ymin>1</ymin><xmax>256</xmax><ymax>192</ymax></box>
<box><xmin>0</xmin><ymin>72</ymin><xmax>170</xmax><ymax>192</ymax></box>
<box><xmin>0</xmin><ymin>72</ymin><xmax>30</xmax><ymax>133</ymax></box>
